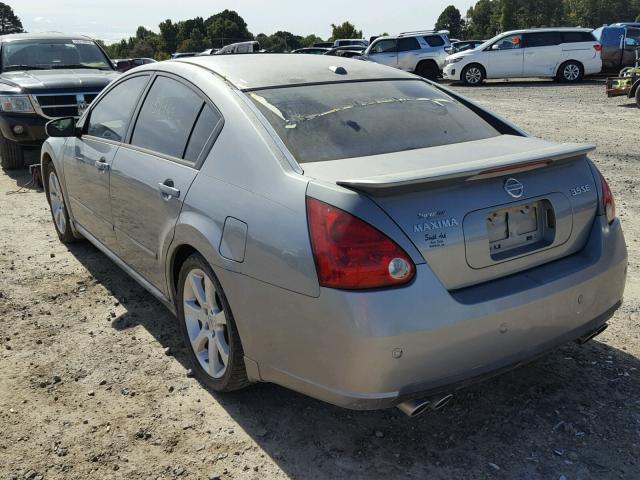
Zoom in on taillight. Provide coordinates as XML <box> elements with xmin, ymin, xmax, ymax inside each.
<box><xmin>599</xmin><ymin>173</ymin><xmax>616</xmax><ymax>224</ymax></box>
<box><xmin>593</xmin><ymin>43</ymin><xmax>602</xmax><ymax>52</ymax></box>
<box><xmin>306</xmin><ymin>197</ymin><xmax>415</xmax><ymax>289</ymax></box>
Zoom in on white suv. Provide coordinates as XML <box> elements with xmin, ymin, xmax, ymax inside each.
<box><xmin>362</xmin><ymin>31</ymin><xmax>451</xmax><ymax>80</ymax></box>
<box><xmin>443</xmin><ymin>28</ymin><xmax>602</xmax><ymax>85</ymax></box>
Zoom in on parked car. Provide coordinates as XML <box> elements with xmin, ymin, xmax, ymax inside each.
<box><xmin>448</xmin><ymin>40</ymin><xmax>485</xmax><ymax>54</ymax></box>
<box><xmin>333</xmin><ymin>39</ymin><xmax>368</xmax><ymax>48</ymax></box>
<box><xmin>593</xmin><ymin>23</ymin><xmax>640</xmax><ymax>73</ymax></box>
<box><xmin>216</xmin><ymin>41</ymin><xmax>261</xmax><ymax>55</ymax></box>
<box><xmin>171</xmin><ymin>52</ymin><xmax>198</xmax><ymax>59</ymax></box>
<box><xmin>324</xmin><ymin>45</ymin><xmax>366</xmax><ymax>58</ymax></box>
<box><xmin>312</xmin><ymin>42</ymin><xmax>334</xmax><ymax>48</ymax></box>
<box><xmin>41</xmin><ymin>54</ymin><xmax>626</xmax><ymax>416</ymax></box>
<box><xmin>292</xmin><ymin>47</ymin><xmax>331</xmax><ymax>55</ymax></box>
<box><xmin>0</xmin><ymin>32</ymin><xmax>119</xmax><ymax>169</ymax></box>
<box><xmin>444</xmin><ymin>28</ymin><xmax>602</xmax><ymax>85</ymax></box>
<box><xmin>114</xmin><ymin>57</ymin><xmax>156</xmax><ymax>73</ymax></box>
<box><xmin>198</xmin><ymin>48</ymin><xmax>220</xmax><ymax>56</ymax></box>
<box><xmin>361</xmin><ymin>30</ymin><xmax>451</xmax><ymax>80</ymax></box>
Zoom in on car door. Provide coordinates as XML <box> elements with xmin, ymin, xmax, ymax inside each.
<box><xmin>63</xmin><ymin>74</ymin><xmax>150</xmax><ymax>248</ymax></box>
<box><xmin>366</xmin><ymin>39</ymin><xmax>398</xmax><ymax>67</ymax></box>
<box><xmin>522</xmin><ymin>31</ymin><xmax>561</xmax><ymax>76</ymax></box>
<box><xmin>486</xmin><ymin>34</ymin><xmax>524</xmax><ymax>78</ymax></box>
<box><xmin>397</xmin><ymin>37</ymin><xmax>422</xmax><ymax>71</ymax></box>
<box><xmin>622</xmin><ymin>28</ymin><xmax>640</xmax><ymax>67</ymax></box>
<box><xmin>109</xmin><ymin>74</ymin><xmax>223</xmax><ymax>293</ymax></box>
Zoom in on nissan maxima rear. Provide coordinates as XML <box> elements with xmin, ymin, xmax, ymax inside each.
<box><xmin>42</xmin><ymin>55</ymin><xmax>627</xmax><ymax>416</ymax></box>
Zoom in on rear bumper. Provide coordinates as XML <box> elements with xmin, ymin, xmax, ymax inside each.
<box><xmin>0</xmin><ymin>113</ymin><xmax>47</xmax><ymax>146</ymax></box>
<box><xmin>222</xmin><ymin>215</ymin><xmax>627</xmax><ymax>410</ymax></box>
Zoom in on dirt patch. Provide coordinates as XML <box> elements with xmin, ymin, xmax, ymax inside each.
<box><xmin>0</xmin><ymin>79</ymin><xmax>638</xmax><ymax>480</ymax></box>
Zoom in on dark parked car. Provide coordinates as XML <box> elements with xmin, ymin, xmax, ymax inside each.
<box><xmin>0</xmin><ymin>32</ymin><xmax>119</xmax><ymax>169</ymax></box>
<box><xmin>593</xmin><ymin>23</ymin><xmax>640</xmax><ymax>72</ymax></box>
<box><xmin>292</xmin><ymin>47</ymin><xmax>331</xmax><ymax>55</ymax></box>
<box><xmin>324</xmin><ymin>45</ymin><xmax>366</xmax><ymax>58</ymax></box>
<box><xmin>171</xmin><ymin>52</ymin><xmax>198</xmax><ymax>59</ymax></box>
<box><xmin>448</xmin><ymin>40</ymin><xmax>485</xmax><ymax>54</ymax></box>
<box><xmin>115</xmin><ymin>57</ymin><xmax>156</xmax><ymax>73</ymax></box>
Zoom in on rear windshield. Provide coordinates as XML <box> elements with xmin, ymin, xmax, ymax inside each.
<box><xmin>249</xmin><ymin>80</ymin><xmax>500</xmax><ymax>163</ymax></box>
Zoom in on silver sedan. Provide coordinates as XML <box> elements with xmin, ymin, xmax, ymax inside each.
<box><xmin>41</xmin><ymin>55</ymin><xmax>627</xmax><ymax>417</ymax></box>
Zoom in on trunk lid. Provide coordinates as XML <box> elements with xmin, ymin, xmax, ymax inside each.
<box><xmin>303</xmin><ymin>135</ymin><xmax>600</xmax><ymax>290</ymax></box>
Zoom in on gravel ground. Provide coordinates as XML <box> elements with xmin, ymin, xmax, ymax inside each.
<box><xmin>0</xmin><ymin>79</ymin><xmax>639</xmax><ymax>480</ymax></box>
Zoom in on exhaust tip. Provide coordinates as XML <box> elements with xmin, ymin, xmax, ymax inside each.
<box><xmin>396</xmin><ymin>393</ymin><xmax>453</xmax><ymax>417</ymax></box>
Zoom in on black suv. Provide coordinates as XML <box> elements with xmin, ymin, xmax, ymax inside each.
<box><xmin>0</xmin><ymin>33</ymin><xmax>119</xmax><ymax>169</ymax></box>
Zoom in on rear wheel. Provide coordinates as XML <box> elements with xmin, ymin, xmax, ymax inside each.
<box><xmin>416</xmin><ymin>61</ymin><xmax>439</xmax><ymax>81</ymax></box>
<box><xmin>0</xmin><ymin>134</ymin><xmax>23</xmax><ymax>170</ymax></box>
<box><xmin>636</xmin><ymin>87</ymin><xmax>640</xmax><ymax>109</ymax></box>
<box><xmin>46</xmin><ymin>163</ymin><xmax>76</xmax><ymax>243</ymax></box>
<box><xmin>177</xmin><ymin>254</ymin><xmax>250</xmax><ymax>392</ymax></box>
<box><xmin>461</xmin><ymin>64</ymin><xmax>485</xmax><ymax>86</ymax></box>
<box><xmin>558</xmin><ymin>61</ymin><xmax>583</xmax><ymax>83</ymax></box>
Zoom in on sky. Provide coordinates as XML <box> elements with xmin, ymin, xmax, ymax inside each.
<box><xmin>15</xmin><ymin>0</ymin><xmax>477</xmax><ymax>44</ymax></box>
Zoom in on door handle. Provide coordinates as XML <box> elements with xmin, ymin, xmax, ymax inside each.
<box><xmin>95</xmin><ymin>157</ymin><xmax>110</xmax><ymax>171</ymax></box>
<box><xmin>158</xmin><ymin>180</ymin><xmax>180</xmax><ymax>200</ymax></box>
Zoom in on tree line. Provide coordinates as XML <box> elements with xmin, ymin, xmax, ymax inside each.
<box><xmin>438</xmin><ymin>0</ymin><xmax>640</xmax><ymax>40</ymax></box>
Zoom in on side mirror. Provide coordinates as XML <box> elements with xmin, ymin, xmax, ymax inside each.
<box><xmin>491</xmin><ymin>44</ymin><xmax>500</xmax><ymax>51</ymax></box>
<box><xmin>45</xmin><ymin>117</ymin><xmax>78</xmax><ymax>138</ymax></box>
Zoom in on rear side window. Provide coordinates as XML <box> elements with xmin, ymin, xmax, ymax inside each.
<box><xmin>131</xmin><ymin>76</ymin><xmax>203</xmax><ymax>159</ymax></box>
<box><xmin>525</xmin><ymin>32</ymin><xmax>561</xmax><ymax>47</ymax></box>
<box><xmin>184</xmin><ymin>105</ymin><xmax>222</xmax><ymax>163</ymax></box>
<box><xmin>249</xmin><ymin>80</ymin><xmax>500</xmax><ymax>163</ymax></box>
<box><xmin>561</xmin><ymin>31</ymin><xmax>596</xmax><ymax>43</ymax></box>
<box><xmin>398</xmin><ymin>37</ymin><xmax>421</xmax><ymax>51</ymax></box>
<box><xmin>626</xmin><ymin>28</ymin><xmax>640</xmax><ymax>47</ymax></box>
<box><xmin>87</xmin><ymin>75</ymin><xmax>149</xmax><ymax>142</ymax></box>
<box><xmin>423</xmin><ymin>35</ymin><xmax>445</xmax><ymax>47</ymax></box>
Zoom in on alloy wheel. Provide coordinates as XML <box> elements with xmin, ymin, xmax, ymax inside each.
<box><xmin>48</xmin><ymin>171</ymin><xmax>66</xmax><ymax>234</ymax></box>
<box><xmin>182</xmin><ymin>268</ymin><xmax>230</xmax><ymax>379</ymax></box>
<box><xmin>564</xmin><ymin>64</ymin><xmax>580</xmax><ymax>81</ymax></box>
<box><xmin>465</xmin><ymin>67</ymin><xmax>482</xmax><ymax>84</ymax></box>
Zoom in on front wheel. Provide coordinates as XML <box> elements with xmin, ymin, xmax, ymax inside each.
<box><xmin>46</xmin><ymin>163</ymin><xmax>76</xmax><ymax>243</ymax></box>
<box><xmin>558</xmin><ymin>61</ymin><xmax>583</xmax><ymax>83</ymax></box>
<box><xmin>177</xmin><ymin>254</ymin><xmax>250</xmax><ymax>392</ymax></box>
<box><xmin>461</xmin><ymin>64</ymin><xmax>485</xmax><ymax>86</ymax></box>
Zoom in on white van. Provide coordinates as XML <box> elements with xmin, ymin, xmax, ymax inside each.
<box><xmin>443</xmin><ymin>28</ymin><xmax>602</xmax><ymax>85</ymax></box>
<box><xmin>216</xmin><ymin>41</ymin><xmax>261</xmax><ymax>55</ymax></box>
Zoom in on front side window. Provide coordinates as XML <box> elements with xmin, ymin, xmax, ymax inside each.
<box><xmin>398</xmin><ymin>37</ymin><xmax>421</xmax><ymax>52</ymax></box>
<box><xmin>626</xmin><ymin>28</ymin><xmax>640</xmax><ymax>47</ymax></box>
<box><xmin>130</xmin><ymin>76</ymin><xmax>203</xmax><ymax>159</ymax></box>
<box><xmin>370</xmin><ymin>39</ymin><xmax>397</xmax><ymax>54</ymax></box>
<box><xmin>1</xmin><ymin>39</ymin><xmax>113</xmax><ymax>72</ymax></box>
<box><xmin>249</xmin><ymin>80</ymin><xmax>500</xmax><ymax>163</ymax></box>
<box><xmin>86</xmin><ymin>75</ymin><xmax>149</xmax><ymax>142</ymax></box>
<box><xmin>492</xmin><ymin>35</ymin><xmax>522</xmax><ymax>50</ymax></box>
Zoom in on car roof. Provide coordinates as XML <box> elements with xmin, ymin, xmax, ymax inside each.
<box><xmin>0</xmin><ymin>32</ymin><xmax>95</xmax><ymax>42</ymax></box>
<box><xmin>175</xmin><ymin>53</ymin><xmax>415</xmax><ymax>90</ymax></box>
<box><xmin>500</xmin><ymin>27</ymin><xmax>594</xmax><ymax>35</ymax></box>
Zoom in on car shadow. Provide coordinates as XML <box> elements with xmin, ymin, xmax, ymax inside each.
<box><xmin>2</xmin><ymin>167</ymin><xmax>42</xmax><ymax>193</ymax></box>
<box><xmin>443</xmin><ymin>78</ymin><xmax>605</xmax><ymax>88</ymax></box>
<box><xmin>65</xmin><ymin>240</ymin><xmax>639</xmax><ymax>479</ymax></box>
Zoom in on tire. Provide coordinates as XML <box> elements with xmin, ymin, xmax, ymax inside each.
<box><xmin>46</xmin><ymin>163</ymin><xmax>76</xmax><ymax>243</ymax></box>
<box><xmin>636</xmin><ymin>86</ymin><xmax>640</xmax><ymax>109</ymax></box>
<box><xmin>0</xmin><ymin>134</ymin><xmax>23</xmax><ymax>170</ymax></box>
<box><xmin>416</xmin><ymin>61</ymin><xmax>439</xmax><ymax>81</ymax></box>
<box><xmin>177</xmin><ymin>253</ymin><xmax>250</xmax><ymax>392</ymax></box>
<box><xmin>558</xmin><ymin>61</ymin><xmax>583</xmax><ymax>83</ymax></box>
<box><xmin>461</xmin><ymin>64</ymin><xmax>485</xmax><ymax>86</ymax></box>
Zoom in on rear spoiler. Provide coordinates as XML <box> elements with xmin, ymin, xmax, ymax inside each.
<box><xmin>336</xmin><ymin>143</ymin><xmax>595</xmax><ymax>192</ymax></box>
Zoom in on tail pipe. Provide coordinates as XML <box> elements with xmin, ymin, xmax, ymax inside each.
<box><xmin>396</xmin><ymin>393</ymin><xmax>454</xmax><ymax>418</ymax></box>
<box><xmin>575</xmin><ymin>323</ymin><xmax>608</xmax><ymax>345</ymax></box>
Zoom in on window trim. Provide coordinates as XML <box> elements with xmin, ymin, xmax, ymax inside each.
<box><xmin>123</xmin><ymin>71</ymin><xmax>225</xmax><ymax>170</ymax></box>
<box><xmin>80</xmin><ymin>72</ymin><xmax>152</xmax><ymax>147</ymax></box>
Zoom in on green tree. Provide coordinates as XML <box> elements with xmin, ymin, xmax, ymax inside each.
<box><xmin>0</xmin><ymin>2</ymin><xmax>22</xmax><ymax>34</ymax></box>
<box><xmin>435</xmin><ymin>5</ymin><xmax>464</xmax><ymax>38</ymax></box>
<box><xmin>267</xmin><ymin>31</ymin><xmax>302</xmax><ymax>52</ymax></box>
<box><xmin>159</xmin><ymin>19</ymin><xmax>178</xmax><ymax>54</ymax></box>
<box><xmin>204</xmin><ymin>10</ymin><xmax>253</xmax><ymax>48</ymax></box>
<box><xmin>465</xmin><ymin>0</ymin><xmax>499</xmax><ymax>38</ymax></box>
<box><xmin>330</xmin><ymin>21</ymin><xmax>363</xmax><ymax>41</ymax></box>
<box><xmin>130</xmin><ymin>40</ymin><xmax>155</xmax><ymax>58</ymax></box>
<box><xmin>301</xmin><ymin>34</ymin><xmax>324</xmax><ymax>47</ymax></box>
